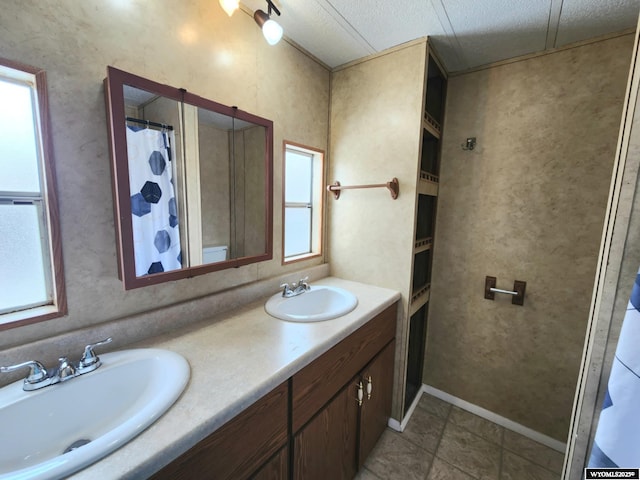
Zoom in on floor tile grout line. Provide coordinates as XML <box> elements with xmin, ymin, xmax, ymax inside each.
<box><xmin>444</xmin><ymin>415</ymin><xmax>505</xmax><ymax>448</ymax></box>
<box><xmin>448</xmin><ymin>404</ymin><xmax>505</xmax><ymax>447</ymax></box>
<box><xmin>432</xmin><ymin>456</ymin><xmax>483</xmax><ymax>480</ymax></box>
<box><xmin>426</xmin><ymin>402</ymin><xmax>459</xmax><ymax>479</ymax></box>
<box><xmin>423</xmin><ymin>398</ymin><xmax>452</xmax><ymax>479</ymax></box>
<box><xmin>382</xmin><ymin>427</ymin><xmax>438</xmax><ymax>478</ymax></box>
<box><xmin>501</xmin><ymin>440</ymin><xmax>564</xmax><ymax>474</ymax></box>
<box><xmin>429</xmin><ymin>397</ymin><xmax>501</xmax><ymax>480</ymax></box>
<box><xmin>503</xmin><ymin>449</ymin><xmax>562</xmax><ymax>477</ymax></box>
<box><xmin>364</xmin><ymin>392</ymin><xmax>562</xmax><ymax>480</ymax></box>
<box><xmin>395</xmin><ymin>414</ymin><xmax>447</xmax><ymax>453</ymax></box>
<box><xmin>422</xmin><ymin>396</ymin><xmax>491</xmax><ymax>478</ymax></box>
<box><xmin>428</xmin><ymin>394</ymin><xmax>561</xmax><ymax>456</ymax></box>
<box><xmin>437</xmin><ymin>410</ymin><xmax>485</xmax><ymax>480</ymax></box>
<box><xmin>393</xmin><ymin>393</ymin><xmax>564</xmax><ymax>480</ymax></box>
<box><xmin>384</xmin><ymin>426</ymin><xmax>433</xmax><ymax>455</ymax></box>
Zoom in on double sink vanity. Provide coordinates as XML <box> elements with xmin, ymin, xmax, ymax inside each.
<box><xmin>0</xmin><ymin>66</ymin><xmax>400</xmax><ymax>479</ymax></box>
<box><xmin>0</xmin><ymin>277</ymin><xmax>400</xmax><ymax>480</ymax></box>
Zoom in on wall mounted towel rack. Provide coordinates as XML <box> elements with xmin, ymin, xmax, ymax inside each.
<box><xmin>484</xmin><ymin>276</ymin><xmax>527</xmax><ymax>306</ymax></box>
<box><xmin>327</xmin><ymin>177</ymin><xmax>399</xmax><ymax>200</ymax></box>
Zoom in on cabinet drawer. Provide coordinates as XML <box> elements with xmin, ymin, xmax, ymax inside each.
<box><xmin>150</xmin><ymin>382</ymin><xmax>288</xmax><ymax>480</ymax></box>
<box><xmin>291</xmin><ymin>303</ymin><xmax>396</xmax><ymax>433</ymax></box>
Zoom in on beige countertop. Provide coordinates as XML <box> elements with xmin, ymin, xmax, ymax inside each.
<box><xmin>70</xmin><ymin>277</ymin><xmax>400</xmax><ymax>479</ymax></box>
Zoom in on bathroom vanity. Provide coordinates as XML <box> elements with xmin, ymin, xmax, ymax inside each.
<box><xmin>68</xmin><ymin>277</ymin><xmax>400</xmax><ymax>480</ymax></box>
<box><xmin>151</xmin><ymin>304</ymin><xmax>395</xmax><ymax>480</ymax></box>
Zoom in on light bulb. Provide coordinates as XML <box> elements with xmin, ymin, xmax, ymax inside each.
<box><xmin>219</xmin><ymin>0</ymin><xmax>239</xmax><ymax>17</ymax></box>
<box><xmin>262</xmin><ymin>18</ymin><xmax>283</xmax><ymax>45</ymax></box>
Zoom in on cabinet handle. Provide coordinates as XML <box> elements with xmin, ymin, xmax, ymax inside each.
<box><xmin>366</xmin><ymin>375</ymin><xmax>373</xmax><ymax>400</ymax></box>
<box><xmin>356</xmin><ymin>381</ymin><xmax>364</xmax><ymax>406</ymax></box>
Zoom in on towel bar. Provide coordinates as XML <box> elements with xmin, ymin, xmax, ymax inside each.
<box><xmin>490</xmin><ymin>287</ymin><xmax>518</xmax><ymax>296</ymax></box>
<box><xmin>485</xmin><ymin>276</ymin><xmax>527</xmax><ymax>306</ymax></box>
<box><xmin>327</xmin><ymin>177</ymin><xmax>399</xmax><ymax>200</ymax></box>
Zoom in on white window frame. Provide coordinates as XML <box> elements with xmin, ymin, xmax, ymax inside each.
<box><xmin>0</xmin><ymin>58</ymin><xmax>66</xmax><ymax>329</ymax></box>
<box><xmin>282</xmin><ymin>142</ymin><xmax>324</xmax><ymax>263</ymax></box>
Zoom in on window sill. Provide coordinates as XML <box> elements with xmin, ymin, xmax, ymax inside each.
<box><xmin>0</xmin><ymin>305</ymin><xmax>64</xmax><ymax>330</ymax></box>
<box><xmin>283</xmin><ymin>252</ymin><xmax>322</xmax><ymax>265</ymax></box>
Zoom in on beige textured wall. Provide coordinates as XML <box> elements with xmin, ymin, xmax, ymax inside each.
<box><xmin>328</xmin><ymin>42</ymin><xmax>427</xmax><ymax>418</ymax></box>
<box><xmin>425</xmin><ymin>34</ymin><xmax>634</xmax><ymax>441</ymax></box>
<box><xmin>0</xmin><ymin>1</ymin><xmax>329</xmax><ymax>349</ymax></box>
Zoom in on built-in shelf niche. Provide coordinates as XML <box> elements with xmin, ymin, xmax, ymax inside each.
<box><xmin>414</xmin><ymin>237</ymin><xmax>433</xmax><ymax>253</ymax></box>
<box><xmin>411</xmin><ymin>249</ymin><xmax>431</xmax><ymax>298</ymax></box>
<box><xmin>418</xmin><ymin>174</ymin><xmax>439</xmax><ymax>196</ymax></box>
<box><xmin>421</xmin><ymin>129</ymin><xmax>440</xmax><ymax>177</ymax></box>
<box><xmin>419</xmin><ymin>113</ymin><xmax>441</xmax><ymax>196</ymax></box>
<box><xmin>405</xmin><ymin>45</ymin><xmax>447</xmax><ymax>418</ymax></box>
<box><xmin>425</xmin><ymin>56</ymin><xmax>446</xmax><ymax>129</ymax></box>
<box><xmin>415</xmin><ymin>195</ymin><xmax>435</xmax><ymax>253</ymax></box>
<box><xmin>404</xmin><ymin>302</ymin><xmax>429</xmax><ymax>414</ymax></box>
<box><xmin>410</xmin><ymin>285</ymin><xmax>430</xmax><ymax>312</ymax></box>
<box><xmin>424</xmin><ymin>113</ymin><xmax>441</xmax><ymax>137</ymax></box>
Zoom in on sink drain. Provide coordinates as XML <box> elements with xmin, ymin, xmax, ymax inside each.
<box><xmin>63</xmin><ymin>439</ymin><xmax>91</xmax><ymax>454</ymax></box>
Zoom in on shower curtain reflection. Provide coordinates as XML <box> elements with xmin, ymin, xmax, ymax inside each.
<box><xmin>126</xmin><ymin>125</ymin><xmax>182</xmax><ymax>276</ymax></box>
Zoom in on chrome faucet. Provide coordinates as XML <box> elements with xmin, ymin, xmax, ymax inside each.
<box><xmin>0</xmin><ymin>337</ymin><xmax>113</xmax><ymax>391</ymax></box>
<box><xmin>57</xmin><ymin>357</ymin><xmax>77</xmax><ymax>381</ymax></box>
<box><xmin>280</xmin><ymin>276</ymin><xmax>310</xmax><ymax>298</ymax></box>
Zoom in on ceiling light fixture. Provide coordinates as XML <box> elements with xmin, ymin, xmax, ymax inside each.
<box><xmin>219</xmin><ymin>0</ymin><xmax>239</xmax><ymax>17</ymax></box>
<box><xmin>254</xmin><ymin>0</ymin><xmax>283</xmax><ymax>46</ymax></box>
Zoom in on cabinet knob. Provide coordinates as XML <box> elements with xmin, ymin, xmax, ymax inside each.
<box><xmin>366</xmin><ymin>375</ymin><xmax>373</xmax><ymax>400</ymax></box>
<box><xmin>356</xmin><ymin>381</ymin><xmax>364</xmax><ymax>407</ymax></box>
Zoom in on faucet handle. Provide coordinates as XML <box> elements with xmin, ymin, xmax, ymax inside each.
<box><xmin>0</xmin><ymin>360</ymin><xmax>48</xmax><ymax>384</ymax></box>
<box><xmin>299</xmin><ymin>276</ymin><xmax>310</xmax><ymax>290</ymax></box>
<box><xmin>78</xmin><ymin>337</ymin><xmax>112</xmax><ymax>371</ymax></box>
<box><xmin>280</xmin><ymin>283</ymin><xmax>292</xmax><ymax>296</ymax></box>
<box><xmin>57</xmin><ymin>357</ymin><xmax>76</xmax><ymax>380</ymax></box>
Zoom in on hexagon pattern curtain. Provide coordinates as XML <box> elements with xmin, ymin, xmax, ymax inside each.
<box><xmin>126</xmin><ymin>126</ymin><xmax>181</xmax><ymax>276</ymax></box>
<box><xmin>589</xmin><ymin>268</ymin><xmax>640</xmax><ymax>467</ymax></box>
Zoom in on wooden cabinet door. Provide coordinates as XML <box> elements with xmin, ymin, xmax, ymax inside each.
<box><xmin>293</xmin><ymin>379</ymin><xmax>360</xmax><ymax>480</ymax></box>
<box><xmin>291</xmin><ymin>303</ymin><xmax>396</xmax><ymax>433</ymax></box>
<box><xmin>251</xmin><ymin>446</ymin><xmax>288</xmax><ymax>480</ymax></box>
<box><xmin>358</xmin><ymin>340</ymin><xmax>395</xmax><ymax>468</ymax></box>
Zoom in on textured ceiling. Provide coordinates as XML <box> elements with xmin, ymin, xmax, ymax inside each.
<box><xmin>240</xmin><ymin>0</ymin><xmax>639</xmax><ymax>72</ymax></box>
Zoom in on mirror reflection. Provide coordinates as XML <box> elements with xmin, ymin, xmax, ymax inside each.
<box><xmin>196</xmin><ymin>108</ymin><xmax>266</xmax><ymax>264</ymax></box>
<box><xmin>106</xmin><ymin>67</ymin><xmax>273</xmax><ymax>289</ymax></box>
<box><xmin>123</xmin><ymin>87</ymin><xmax>182</xmax><ymax>276</ymax></box>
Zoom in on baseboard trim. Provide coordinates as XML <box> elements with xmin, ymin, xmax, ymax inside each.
<box><xmin>388</xmin><ymin>386</ymin><xmax>425</xmax><ymax>432</ymax></box>
<box><xmin>423</xmin><ymin>385</ymin><xmax>567</xmax><ymax>453</ymax></box>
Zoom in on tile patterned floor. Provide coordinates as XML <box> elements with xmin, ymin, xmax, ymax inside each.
<box><xmin>356</xmin><ymin>393</ymin><xmax>564</xmax><ymax>480</ymax></box>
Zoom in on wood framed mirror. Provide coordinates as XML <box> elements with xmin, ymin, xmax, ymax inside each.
<box><xmin>104</xmin><ymin>67</ymin><xmax>273</xmax><ymax>289</ymax></box>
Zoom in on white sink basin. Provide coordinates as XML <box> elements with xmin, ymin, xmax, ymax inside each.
<box><xmin>265</xmin><ymin>285</ymin><xmax>358</xmax><ymax>322</ymax></box>
<box><xmin>0</xmin><ymin>348</ymin><xmax>190</xmax><ymax>480</ymax></box>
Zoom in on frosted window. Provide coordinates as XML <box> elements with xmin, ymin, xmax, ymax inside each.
<box><xmin>284</xmin><ymin>207</ymin><xmax>311</xmax><ymax>257</ymax></box>
<box><xmin>284</xmin><ymin>147</ymin><xmax>316</xmax><ymax>259</ymax></box>
<box><xmin>285</xmin><ymin>150</ymin><xmax>312</xmax><ymax>203</ymax></box>
<box><xmin>0</xmin><ymin>61</ymin><xmax>61</xmax><ymax>325</ymax></box>
<box><xmin>0</xmin><ymin>79</ymin><xmax>41</xmax><ymax>193</ymax></box>
<box><xmin>0</xmin><ymin>204</ymin><xmax>49</xmax><ymax>313</ymax></box>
